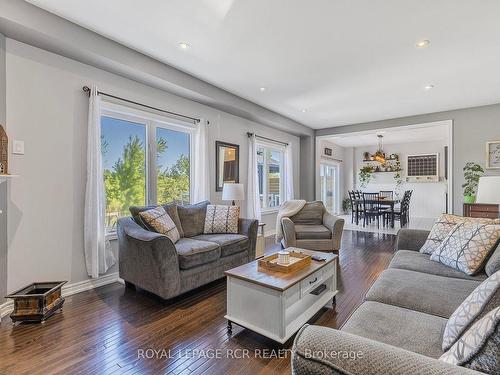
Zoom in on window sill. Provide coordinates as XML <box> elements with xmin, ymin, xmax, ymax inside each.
<box><xmin>261</xmin><ymin>208</ymin><xmax>279</xmax><ymax>215</ymax></box>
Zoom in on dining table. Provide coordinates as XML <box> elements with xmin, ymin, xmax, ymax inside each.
<box><xmin>353</xmin><ymin>197</ymin><xmax>401</xmax><ymax>228</ymax></box>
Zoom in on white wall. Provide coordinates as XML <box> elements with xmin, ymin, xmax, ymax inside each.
<box><xmin>5</xmin><ymin>39</ymin><xmax>301</xmax><ymax>292</ymax></box>
<box><xmin>353</xmin><ymin>140</ymin><xmax>448</xmax><ymax>218</ymax></box>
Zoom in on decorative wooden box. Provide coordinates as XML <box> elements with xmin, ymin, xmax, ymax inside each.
<box><xmin>6</xmin><ymin>281</ymin><xmax>66</xmax><ymax>323</ymax></box>
<box><xmin>258</xmin><ymin>251</ymin><xmax>311</xmax><ymax>273</ymax></box>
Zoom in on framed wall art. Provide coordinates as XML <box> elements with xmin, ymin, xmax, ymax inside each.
<box><xmin>215</xmin><ymin>141</ymin><xmax>240</xmax><ymax>191</ymax></box>
<box><xmin>486</xmin><ymin>140</ymin><xmax>500</xmax><ymax>169</ymax></box>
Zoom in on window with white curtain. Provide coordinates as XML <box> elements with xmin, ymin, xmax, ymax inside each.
<box><xmin>100</xmin><ymin>104</ymin><xmax>193</xmax><ymax>233</ymax></box>
<box><xmin>257</xmin><ymin>142</ymin><xmax>285</xmax><ymax>210</ymax></box>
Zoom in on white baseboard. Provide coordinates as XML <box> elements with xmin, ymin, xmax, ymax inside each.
<box><xmin>0</xmin><ymin>300</ymin><xmax>12</xmax><ymax>319</ymax></box>
<box><xmin>0</xmin><ymin>272</ymin><xmax>120</xmax><ymax>319</ymax></box>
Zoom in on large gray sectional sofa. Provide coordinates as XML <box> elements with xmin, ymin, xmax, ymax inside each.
<box><xmin>292</xmin><ymin>228</ymin><xmax>500</xmax><ymax>375</ymax></box>
<box><xmin>117</xmin><ymin>201</ymin><xmax>258</xmax><ymax>300</ymax></box>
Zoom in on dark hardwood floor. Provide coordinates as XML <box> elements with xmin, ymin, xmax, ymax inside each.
<box><xmin>0</xmin><ymin>230</ymin><xmax>396</xmax><ymax>375</ymax></box>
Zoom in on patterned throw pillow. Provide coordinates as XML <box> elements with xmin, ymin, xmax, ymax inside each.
<box><xmin>440</xmin><ymin>307</ymin><xmax>499</xmax><ymax>373</ymax></box>
<box><xmin>421</xmin><ymin>214</ymin><xmax>500</xmax><ymax>255</ymax></box>
<box><xmin>430</xmin><ymin>222</ymin><xmax>500</xmax><ymax>275</ymax></box>
<box><xmin>138</xmin><ymin>206</ymin><xmax>180</xmax><ymax>243</ymax></box>
<box><xmin>203</xmin><ymin>205</ymin><xmax>240</xmax><ymax>234</ymax></box>
<box><xmin>442</xmin><ymin>271</ymin><xmax>500</xmax><ymax>351</ymax></box>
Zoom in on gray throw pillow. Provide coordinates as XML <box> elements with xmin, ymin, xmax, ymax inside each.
<box><xmin>177</xmin><ymin>201</ymin><xmax>210</xmax><ymax>237</ymax></box>
<box><xmin>442</xmin><ymin>271</ymin><xmax>500</xmax><ymax>351</ymax></box>
<box><xmin>440</xmin><ymin>307</ymin><xmax>499</xmax><ymax>374</ymax></box>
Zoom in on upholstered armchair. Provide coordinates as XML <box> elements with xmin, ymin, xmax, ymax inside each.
<box><xmin>281</xmin><ymin>201</ymin><xmax>344</xmax><ymax>252</ymax></box>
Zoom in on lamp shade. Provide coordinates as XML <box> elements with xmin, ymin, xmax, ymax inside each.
<box><xmin>222</xmin><ymin>183</ymin><xmax>245</xmax><ymax>202</ymax></box>
<box><xmin>476</xmin><ymin>176</ymin><xmax>500</xmax><ymax>204</ymax></box>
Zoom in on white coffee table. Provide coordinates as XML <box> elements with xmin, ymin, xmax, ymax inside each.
<box><xmin>224</xmin><ymin>248</ymin><xmax>338</xmax><ymax>343</ymax></box>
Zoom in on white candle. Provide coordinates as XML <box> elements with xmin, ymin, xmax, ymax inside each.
<box><xmin>278</xmin><ymin>251</ymin><xmax>290</xmax><ymax>265</ymax></box>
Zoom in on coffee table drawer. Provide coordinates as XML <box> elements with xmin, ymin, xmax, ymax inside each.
<box><xmin>300</xmin><ymin>269</ymin><xmax>323</xmax><ymax>297</ymax></box>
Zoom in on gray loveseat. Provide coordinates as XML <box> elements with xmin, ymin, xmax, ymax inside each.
<box><xmin>292</xmin><ymin>228</ymin><xmax>500</xmax><ymax>375</ymax></box>
<box><xmin>118</xmin><ymin>201</ymin><xmax>258</xmax><ymax>300</ymax></box>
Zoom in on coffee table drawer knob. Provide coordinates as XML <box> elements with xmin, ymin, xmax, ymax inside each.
<box><xmin>309</xmin><ymin>277</ymin><xmax>318</xmax><ymax>284</ymax></box>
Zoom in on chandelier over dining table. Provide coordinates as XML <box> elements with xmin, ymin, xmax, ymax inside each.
<box><xmin>372</xmin><ymin>134</ymin><xmax>386</xmax><ymax>164</ymax></box>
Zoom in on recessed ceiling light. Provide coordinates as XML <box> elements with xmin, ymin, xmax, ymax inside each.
<box><xmin>178</xmin><ymin>42</ymin><xmax>190</xmax><ymax>50</ymax></box>
<box><xmin>416</xmin><ymin>39</ymin><xmax>430</xmax><ymax>48</ymax></box>
<box><xmin>424</xmin><ymin>84</ymin><xmax>435</xmax><ymax>90</ymax></box>
<box><xmin>259</xmin><ymin>87</ymin><xmax>267</xmax><ymax>92</ymax></box>
<box><xmin>301</xmin><ymin>109</ymin><xmax>307</xmax><ymax>113</ymax></box>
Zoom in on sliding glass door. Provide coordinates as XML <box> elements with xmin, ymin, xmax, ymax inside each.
<box><xmin>320</xmin><ymin>163</ymin><xmax>339</xmax><ymax>214</ymax></box>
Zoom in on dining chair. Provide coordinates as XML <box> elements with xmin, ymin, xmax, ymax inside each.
<box><xmin>379</xmin><ymin>190</ymin><xmax>394</xmax><ymax>199</ymax></box>
<box><xmin>362</xmin><ymin>193</ymin><xmax>388</xmax><ymax>228</ymax></box>
<box><xmin>348</xmin><ymin>191</ymin><xmax>356</xmax><ymax>224</ymax></box>
<box><xmin>355</xmin><ymin>190</ymin><xmax>365</xmax><ymax>224</ymax></box>
<box><xmin>349</xmin><ymin>190</ymin><xmax>362</xmax><ymax>224</ymax></box>
<box><xmin>393</xmin><ymin>190</ymin><xmax>412</xmax><ymax>227</ymax></box>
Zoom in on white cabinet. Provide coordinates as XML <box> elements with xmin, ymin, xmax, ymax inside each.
<box><xmin>225</xmin><ymin>255</ymin><xmax>337</xmax><ymax>343</ymax></box>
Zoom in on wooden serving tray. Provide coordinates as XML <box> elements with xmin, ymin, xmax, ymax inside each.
<box><xmin>258</xmin><ymin>251</ymin><xmax>311</xmax><ymax>273</ymax></box>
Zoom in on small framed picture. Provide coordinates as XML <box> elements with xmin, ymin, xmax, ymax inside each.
<box><xmin>324</xmin><ymin>147</ymin><xmax>332</xmax><ymax>156</ymax></box>
<box><xmin>486</xmin><ymin>141</ymin><xmax>500</xmax><ymax>169</ymax></box>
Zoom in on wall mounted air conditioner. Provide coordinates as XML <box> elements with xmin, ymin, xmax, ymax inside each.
<box><xmin>406</xmin><ymin>153</ymin><xmax>440</xmax><ymax>182</ymax></box>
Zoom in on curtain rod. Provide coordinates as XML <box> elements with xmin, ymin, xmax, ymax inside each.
<box><xmin>247</xmin><ymin>132</ymin><xmax>289</xmax><ymax>146</ymax></box>
<box><xmin>82</xmin><ymin>86</ymin><xmax>201</xmax><ymax>124</ymax></box>
<box><xmin>320</xmin><ymin>155</ymin><xmax>343</xmax><ymax>163</ymax></box>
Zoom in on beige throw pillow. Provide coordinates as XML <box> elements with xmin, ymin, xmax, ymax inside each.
<box><xmin>204</xmin><ymin>205</ymin><xmax>240</xmax><ymax>234</ymax></box>
<box><xmin>430</xmin><ymin>222</ymin><xmax>500</xmax><ymax>275</ymax></box>
<box><xmin>421</xmin><ymin>214</ymin><xmax>500</xmax><ymax>255</ymax></box>
<box><xmin>139</xmin><ymin>206</ymin><xmax>180</xmax><ymax>243</ymax></box>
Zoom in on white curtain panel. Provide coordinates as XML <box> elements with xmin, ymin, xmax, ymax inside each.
<box><xmin>192</xmin><ymin>119</ymin><xmax>210</xmax><ymax>202</ymax></box>
<box><xmin>285</xmin><ymin>143</ymin><xmax>294</xmax><ymax>201</ymax></box>
<box><xmin>84</xmin><ymin>85</ymin><xmax>115</xmax><ymax>278</ymax></box>
<box><xmin>247</xmin><ymin>134</ymin><xmax>262</xmax><ymax>221</ymax></box>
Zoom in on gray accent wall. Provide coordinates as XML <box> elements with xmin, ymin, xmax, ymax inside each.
<box><xmin>317</xmin><ymin>104</ymin><xmax>500</xmax><ymax>214</ymax></box>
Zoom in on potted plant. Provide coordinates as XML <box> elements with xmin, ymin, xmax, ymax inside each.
<box><xmin>462</xmin><ymin>162</ymin><xmax>484</xmax><ymax>203</ymax></box>
<box><xmin>359</xmin><ymin>166</ymin><xmax>373</xmax><ymax>188</ymax></box>
<box><xmin>342</xmin><ymin>198</ymin><xmax>352</xmax><ymax>214</ymax></box>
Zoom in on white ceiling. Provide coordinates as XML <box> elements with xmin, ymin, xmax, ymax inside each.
<box><xmin>323</xmin><ymin>121</ymin><xmax>450</xmax><ymax>147</ymax></box>
<box><xmin>27</xmin><ymin>0</ymin><xmax>500</xmax><ymax>129</ymax></box>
